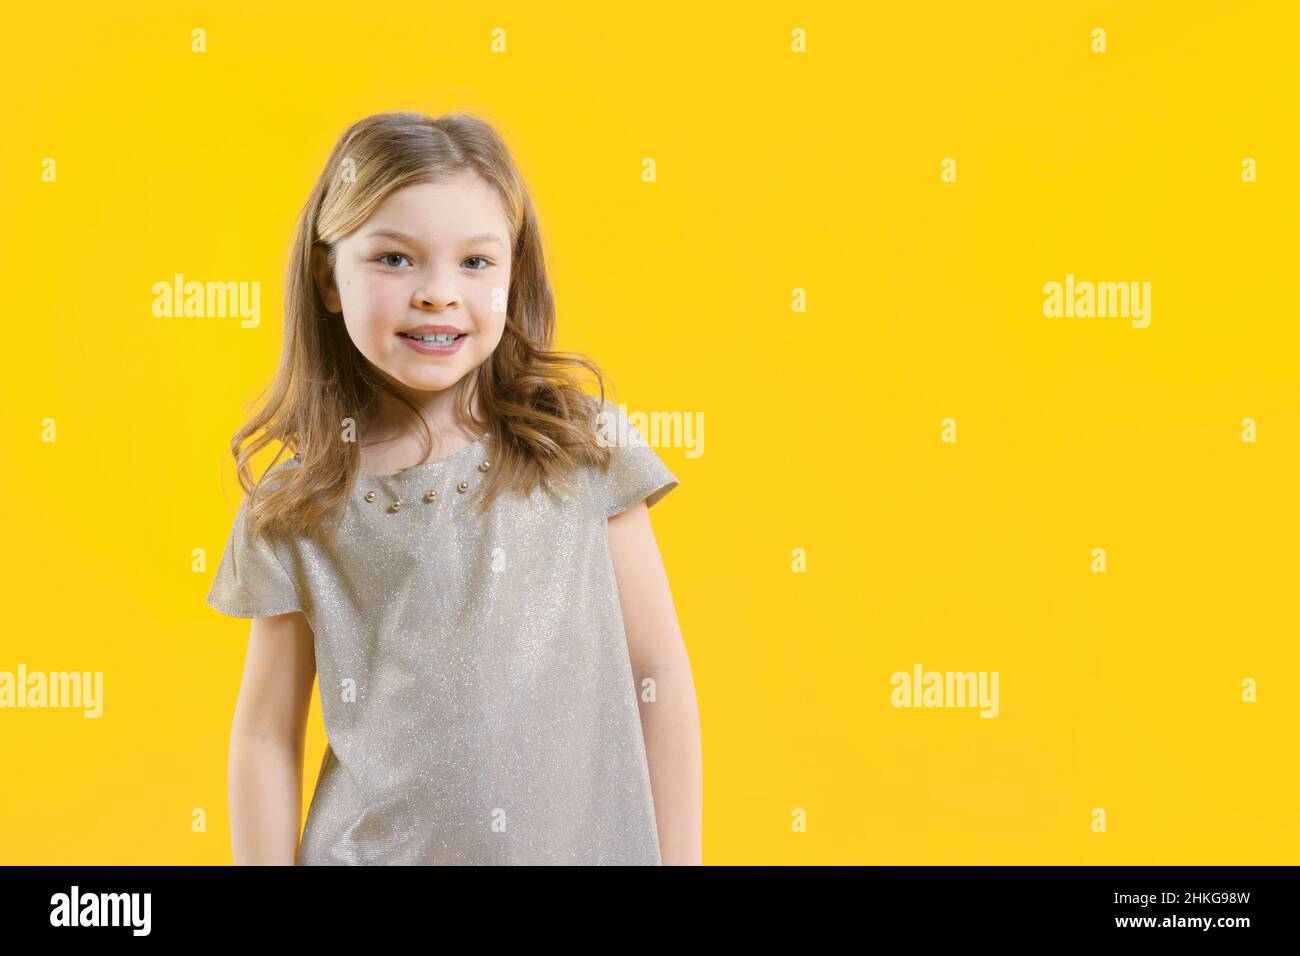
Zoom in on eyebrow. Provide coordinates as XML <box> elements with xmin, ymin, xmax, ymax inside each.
<box><xmin>362</xmin><ymin>229</ymin><xmax>507</xmax><ymax>250</ymax></box>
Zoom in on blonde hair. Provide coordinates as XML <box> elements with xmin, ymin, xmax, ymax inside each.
<box><xmin>227</xmin><ymin>110</ymin><xmax>617</xmax><ymax>542</ymax></box>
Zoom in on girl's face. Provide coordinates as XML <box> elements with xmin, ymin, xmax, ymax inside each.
<box><xmin>318</xmin><ymin>172</ymin><xmax>512</xmax><ymax>403</ymax></box>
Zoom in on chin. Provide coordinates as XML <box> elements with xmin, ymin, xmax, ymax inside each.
<box><xmin>394</xmin><ymin>368</ymin><xmax>467</xmax><ymax>393</ymax></box>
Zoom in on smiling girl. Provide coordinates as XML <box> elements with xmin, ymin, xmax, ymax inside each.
<box><xmin>206</xmin><ymin>111</ymin><xmax>701</xmax><ymax>865</ymax></box>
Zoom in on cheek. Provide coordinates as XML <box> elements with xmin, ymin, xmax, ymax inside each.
<box><xmin>475</xmin><ymin>284</ymin><xmax>510</xmax><ymax>329</ymax></box>
<box><xmin>338</xmin><ymin>286</ymin><xmax>385</xmax><ymax>348</ymax></box>
<box><xmin>345</xmin><ymin>279</ymin><xmax>406</xmax><ymax>328</ymax></box>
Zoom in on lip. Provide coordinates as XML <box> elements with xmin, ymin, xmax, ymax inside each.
<box><xmin>401</xmin><ymin>324</ymin><xmax>464</xmax><ymax>335</ymax></box>
<box><xmin>397</xmin><ymin>330</ymin><xmax>467</xmax><ymax>356</ymax></box>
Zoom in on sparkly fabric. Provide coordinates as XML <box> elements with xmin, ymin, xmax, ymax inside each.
<box><xmin>206</xmin><ymin>397</ymin><xmax>679</xmax><ymax>865</ymax></box>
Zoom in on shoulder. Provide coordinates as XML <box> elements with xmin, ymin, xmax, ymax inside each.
<box><xmin>239</xmin><ymin>456</ymin><xmax>302</xmax><ymax>527</ymax></box>
<box><xmin>587</xmin><ymin>395</ymin><xmax>650</xmax><ymax>450</ymax></box>
<box><xmin>261</xmin><ymin>455</ymin><xmax>302</xmax><ymax>485</ymax></box>
<box><xmin>578</xmin><ymin>395</ymin><xmax>680</xmax><ymax>518</ymax></box>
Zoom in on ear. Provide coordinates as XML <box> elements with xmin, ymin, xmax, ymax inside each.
<box><xmin>312</xmin><ymin>245</ymin><xmax>342</xmax><ymax>314</ymax></box>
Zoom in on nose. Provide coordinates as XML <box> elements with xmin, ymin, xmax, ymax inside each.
<box><xmin>413</xmin><ymin>266</ymin><xmax>460</xmax><ymax>310</ymax></box>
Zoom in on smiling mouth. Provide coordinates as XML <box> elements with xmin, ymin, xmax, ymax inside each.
<box><xmin>398</xmin><ymin>332</ymin><xmax>466</xmax><ymax>345</ymax></box>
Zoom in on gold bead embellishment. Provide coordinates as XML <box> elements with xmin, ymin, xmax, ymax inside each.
<box><xmin>364</xmin><ymin>491</ymin><xmax>376</xmax><ymax>502</ymax></box>
<box><xmin>457</xmin><ymin>480</ymin><xmax>469</xmax><ymax>493</ymax></box>
<box><xmin>424</xmin><ymin>490</ymin><xmax>438</xmax><ymax>502</ymax></box>
<box><xmin>478</xmin><ymin>460</ymin><xmax>491</xmax><ymax>472</ymax></box>
<box><xmin>389</xmin><ymin>500</ymin><xmax>401</xmax><ymax>513</ymax></box>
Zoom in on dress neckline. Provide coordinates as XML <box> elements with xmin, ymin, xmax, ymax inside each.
<box><xmin>359</xmin><ymin>433</ymin><xmax>491</xmax><ymax>480</ymax></box>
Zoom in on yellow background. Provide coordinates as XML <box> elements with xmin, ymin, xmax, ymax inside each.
<box><xmin>1</xmin><ymin>1</ymin><xmax>1295</xmax><ymax>863</ymax></box>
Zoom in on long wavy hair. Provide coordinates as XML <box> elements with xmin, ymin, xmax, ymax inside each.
<box><xmin>227</xmin><ymin>110</ymin><xmax>618</xmax><ymax>543</ymax></box>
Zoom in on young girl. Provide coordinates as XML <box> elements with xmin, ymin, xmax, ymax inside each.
<box><xmin>206</xmin><ymin>111</ymin><xmax>701</xmax><ymax>865</ymax></box>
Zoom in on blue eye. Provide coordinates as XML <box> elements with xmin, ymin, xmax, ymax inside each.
<box><xmin>377</xmin><ymin>253</ymin><xmax>492</xmax><ymax>270</ymax></box>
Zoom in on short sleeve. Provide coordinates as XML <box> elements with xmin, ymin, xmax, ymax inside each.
<box><xmin>590</xmin><ymin>397</ymin><xmax>681</xmax><ymax>518</ymax></box>
<box><xmin>206</xmin><ymin>497</ymin><xmax>302</xmax><ymax>619</ymax></box>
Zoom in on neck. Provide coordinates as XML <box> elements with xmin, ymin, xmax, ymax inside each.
<box><xmin>366</xmin><ymin>378</ymin><xmax>483</xmax><ymax>449</ymax></box>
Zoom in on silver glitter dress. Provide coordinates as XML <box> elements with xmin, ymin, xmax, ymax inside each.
<box><xmin>206</xmin><ymin>397</ymin><xmax>679</xmax><ymax>865</ymax></box>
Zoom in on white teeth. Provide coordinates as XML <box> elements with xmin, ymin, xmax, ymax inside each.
<box><xmin>403</xmin><ymin>333</ymin><xmax>460</xmax><ymax>344</ymax></box>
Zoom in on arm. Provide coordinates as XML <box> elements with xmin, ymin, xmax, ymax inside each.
<box><xmin>607</xmin><ymin>501</ymin><xmax>702</xmax><ymax>865</ymax></box>
<box><xmin>228</xmin><ymin>610</ymin><xmax>316</xmax><ymax>865</ymax></box>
